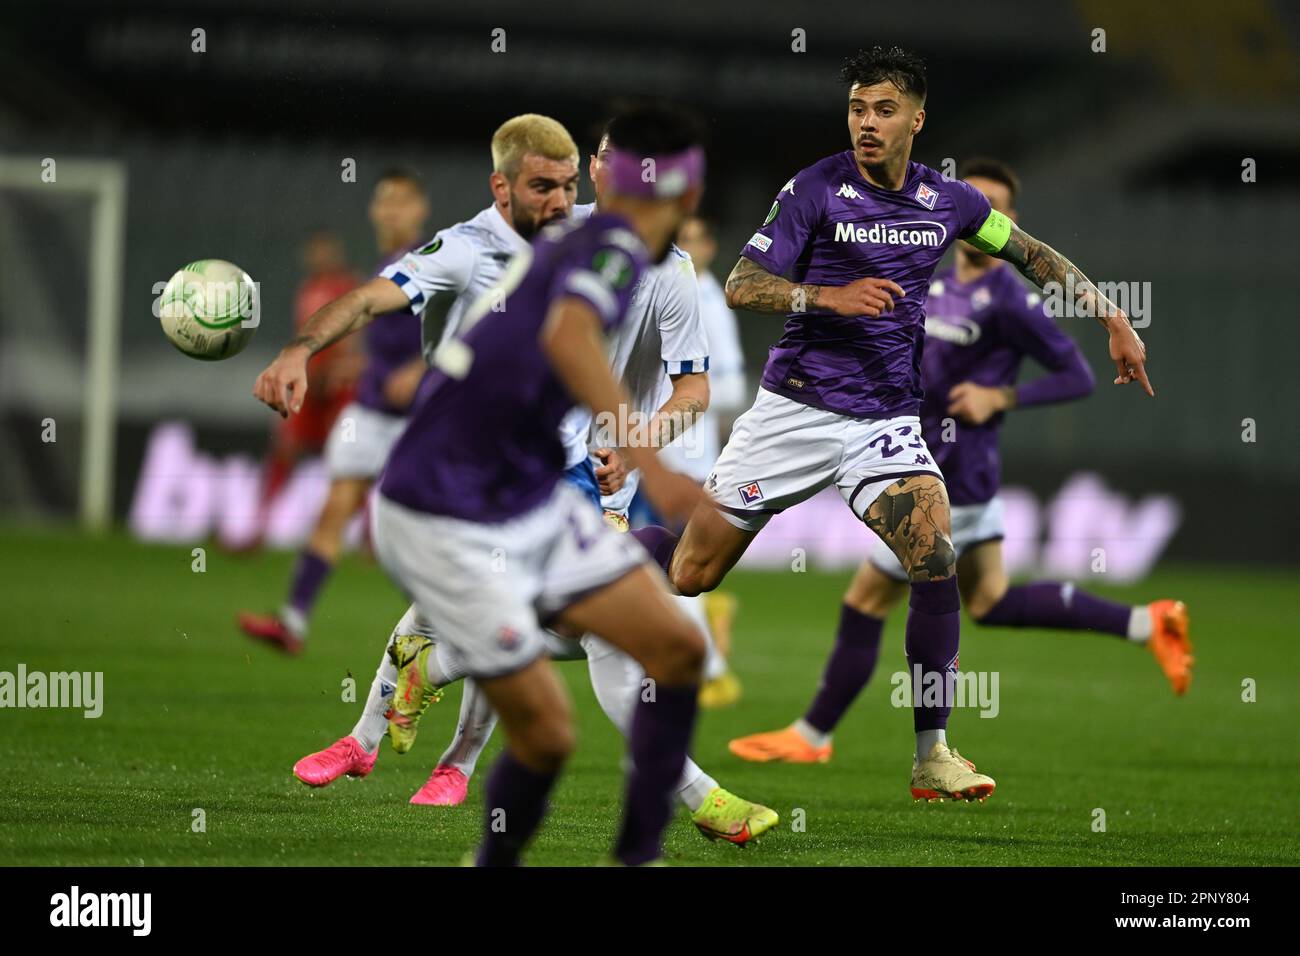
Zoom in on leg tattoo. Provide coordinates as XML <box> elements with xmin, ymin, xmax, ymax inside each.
<box><xmin>863</xmin><ymin>477</ymin><xmax>955</xmax><ymax>581</ymax></box>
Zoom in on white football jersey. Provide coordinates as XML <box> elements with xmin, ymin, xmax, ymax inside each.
<box><xmin>378</xmin><ymin>204</ymin><xmax>527</xmax><ymax>362</ymax></box>
<box><xmin>381</xmin><ymin>202</ymin><xmax>710</xmax><ymax>505</ymax></box>
<box><xmin>659</xmin><ymin>269</ymin><xmax>747</xmax><ymax>480</ymax></box>
<box><xmin>557</xmin><ymin>203</ymin><xmax>710</xmax><ymax>509</ymax></box>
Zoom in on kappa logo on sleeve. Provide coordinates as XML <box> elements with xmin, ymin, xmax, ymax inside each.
<box><xmin>746</xmin><ymin>232</ymin><xmax>773</xmax><ymax>252</ymax></box>
<box><xmin>915</xmin><ymin>183</ymin><xmax>938</xmax><ymax>209</ymax></box>
<box><xmin>738</xmin><ymin>481</ymin><xmax>764</xmax><ymax>505</ymax></box>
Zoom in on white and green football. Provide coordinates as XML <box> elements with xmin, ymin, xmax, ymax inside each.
<box><xmin>158</xmin><ymin>259</ymin><xmax>259</xmax><ymax>360</ymax></box>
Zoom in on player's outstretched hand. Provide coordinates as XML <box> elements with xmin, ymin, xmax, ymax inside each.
<box><xmin>1107</xmin><ymin>314</ymin><xmax>1154</xmax><ymax>397</ymax></box>
<box><xmin>820</xmin><ymin>276</ymin><xmax>906</xmax><ymax>318</ymax></box>
<box><xmin>254</xmin><ymin>346</ymin><xmax>311</xmax><ymax>418</ymax></box>
<box><xmin>593</xmin><ymin>447</ymin><xmax>628</xmax><ymax>496</ymax></box>
<box><xmin>640</xmin><ymin>464</ymin><xmax>707</xmax><ymax>525</ymax></box>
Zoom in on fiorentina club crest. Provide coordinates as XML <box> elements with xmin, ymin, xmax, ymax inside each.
<box><xmin>738</xmin><ymin>481</ymin><xmax>764</xmax><ymax>505</ymax></box>
<box><xmin>915</xmin><ymin>183</ymin><xmax>937</xmax><ymax>210</ymax></box>
<box><xmin>497</xmin><ymin>626</ymin><xmax>521</xmax><ymax>651</ymax></box>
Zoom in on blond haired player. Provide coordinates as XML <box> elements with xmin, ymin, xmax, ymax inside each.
<box><xmin>278</xmin><ymin>113</ymin><xmax>776</xmax><ymax>846</ymax></box>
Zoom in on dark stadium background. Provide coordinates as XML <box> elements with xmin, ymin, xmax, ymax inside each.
<box><xmin>2</xmin><ymin>0</ymin><xmax>1298</xmax><ymax>566</ymax></box>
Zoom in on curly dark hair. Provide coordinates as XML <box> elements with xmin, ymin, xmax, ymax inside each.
<box><xmin>839</xmin><ymin>46</ymin><xmax>927</xmax><ymax>102</ymax></box>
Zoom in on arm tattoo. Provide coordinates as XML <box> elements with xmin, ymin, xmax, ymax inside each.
<box><xmin>724</xmin><ymin>258</ymin><xmax>821</xmax><ymax>314</ymax></box>
<box><xmin>286</xmin><ymin>287</ymin><xmax>375</xmax><ymax>355</ymax></box>
<box><xmin>862</xmin><ymin>476</ymin><xmax>956</xmax><ymax>581</ymax></box>
<box><xmin>997</xmin><ymin>223</ymin><xmax>1119</xmax><ymax>330</ymax></box>
<box><xmin>653</xmin><ymin>395</ymin><xmax>706</xmax><ymax>447</ymax></box>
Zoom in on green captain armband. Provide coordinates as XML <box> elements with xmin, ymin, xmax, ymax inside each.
<box><xmin>966</xmin><ymin>209</ymin><xmax>1012</xmax><ymax>254</ymax></box>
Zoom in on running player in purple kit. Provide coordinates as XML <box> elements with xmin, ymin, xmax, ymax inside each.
<box><xmin>730</xmin><ymin>158</ymin><xmax>1194</xmax><ymax>767</ymax></box>
<box><xmin>255</xmin><ymin>106</ymin><xmax>711</xmax><ymax>866</ymax></box>
<box><xmin>239</xmin><ymin>169</ymin><xmax>432</xmax><ymax>654</ymax></box>
<box><xmin>631</xmin><ymin>46</ymin><xmax>1153</xmax><ymax>803</ymax></box>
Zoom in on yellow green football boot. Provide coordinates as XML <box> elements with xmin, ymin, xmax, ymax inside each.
<box><xmin>385</xmin><ymin>634</ymin><xmax>443</xmax><ymax>754</ymax></box>
<box><xmin>691</xmin><ymin>787</ymin><xmax>779</xmax><ymax>845</ymax></box>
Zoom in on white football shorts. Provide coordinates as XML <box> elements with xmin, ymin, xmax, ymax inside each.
<box><xmin>371</xmin><ymin>482</ymin><xmax>646</xmax><ymax>679</ymax></box>
<box><xmin>705</xmin><ymin>387</ymin><xmax>944</xmax><ymax>533</ymax></box>
<box><xmin>324</xmin><ymin>401</ymin><xmax>408</xmax><ymax>480</ymax></box>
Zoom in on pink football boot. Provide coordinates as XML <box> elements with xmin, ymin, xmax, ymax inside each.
<box><xmin>409</xmin><ymin>765</ymin><xmax>469</xmax><ymax>806</ymax></box>
<box><xmin>293</xmin><ymin>736</ymin><xmax>377</xmax><ymax>787</ymax></box>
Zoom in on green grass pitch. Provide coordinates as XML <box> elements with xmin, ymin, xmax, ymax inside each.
<box><xmin>0</xmin><ymin>527</ymin><xmax>1296</xmax><ymax>866</ymax></box>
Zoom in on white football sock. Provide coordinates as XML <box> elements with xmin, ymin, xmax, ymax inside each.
<box><xmin>1127</xmin><ymin>605</ymin><xmax>1153</xmax><ymax>643</ymax></box>
<box><xmin>677</xmin><ymin>762</ymin><xmax>720</xmax><ymax>813</ymax></box>
<box><xmin>436</xmin><ymin>678</ymin><xmax>498</xmax><ymax>776</ymax></box>
<box><xmin>673</xmin><ymin>594</ymin><xmax>727</xmax><ymax>680</ymax></box>
<box><xmin>280</xmin><ymin>604</ymin><xmax>308</xmax><ymax>639</ymax></box>
<box><xmin>580</xmin><ymin>633</ymin><xmax>716</xmax><ymax>809</ymax></box>
<box><xmin>426</xmin><ymin>640</ymin><xmax>468</xmax><ymax>687</ymax></box>
<box><xmin>380</xmin><ymin>603</ymin><xmax>466</xmax><ymax>687</ymax></box>
<box><xmin>349</xmin><ymin>645</ymin><xmax>397</xmax><ymax>753</ymax></box>
<box><xmin>793</xmin><ymin>717</ymin><xmax>831</xmax><ymax>748</ymax></box>
<box><xmin>350</xmin><ymin>604</ymin><xmax>446</xmax><ymax>752</ymax></box>
<box><xmin>582</xmin><ymin>635</ymin><xmax>641</xmax><ymax>738</ymax></box>
<box><xmin>915</xmin><ymin>729</ymin><xmax>947</xmax><ymax>763</ymax></box>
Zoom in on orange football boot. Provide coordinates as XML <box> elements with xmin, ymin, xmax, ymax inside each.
<box><xmin>728</xmin><ymin>725</ymin><xmax>832</xmax><ymax>764</ymax></box>
<box><xmin>1147</xmin><ymin>599</ymin><xmax>1194</xmax><ymax>695</ymax></box>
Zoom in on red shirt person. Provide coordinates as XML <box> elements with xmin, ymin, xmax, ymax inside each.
<box><xmin>259</xmin><ymin>230</ymin><xmax>362</xmax><ymax>520</ymax></box>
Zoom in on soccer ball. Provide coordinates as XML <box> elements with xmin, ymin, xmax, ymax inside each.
<box><xmin>158</xmin><ymin>259</ymin><xmax>259</xmax><ymax>360</ymax></box>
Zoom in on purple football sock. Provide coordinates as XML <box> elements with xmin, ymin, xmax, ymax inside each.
<box><xmin>615</xmin><ymin>683</ymin><xmax>698</xmax><ymax>866</ymax></box>
<box><xmin>287</xmin><ymin>549</ymin><xmax>332</xmax><ymax>618</ymax></box>
<box><xmin>629</xmin><ymin>525</ymin><xmax>680</xmax><ymax>578</ymax></box>
<box><xmin>905</xmin><ymin>577</ymin><xmax>961</xmax><ymax>732</ymax></box>
<box><xmin>803</xmin><ymin>603</ymin><xmax>884</xmax><ymax>735</ymax></box>
<box><xmin>475</xmin><ymin>750</ymin><xmax>558</xmax><ymax>867</ymax></box>
<box><xmin>978</xmin><ymin>581</ymin><xmax>1130</xmax><ymax>637</ymax></box>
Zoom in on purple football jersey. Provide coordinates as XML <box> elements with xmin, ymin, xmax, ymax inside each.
<box><xmin>741</xmin><ymin>153</ymin><xmax>992</xmax><ymax>419</ymax></box>
<box><xmin>921</xmin><ymin>263</ymin><xmax>1094</xmax><ymax>505</ymax></box>
<box><xmin>378</xmin><ymin>212</ymin><xmax>648</xmax><ymax>522</ymax></box>
<box><xmin>356</xmin><ymin>246</ymin><xmax>425</xmax><ymax>415</ymax></box>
